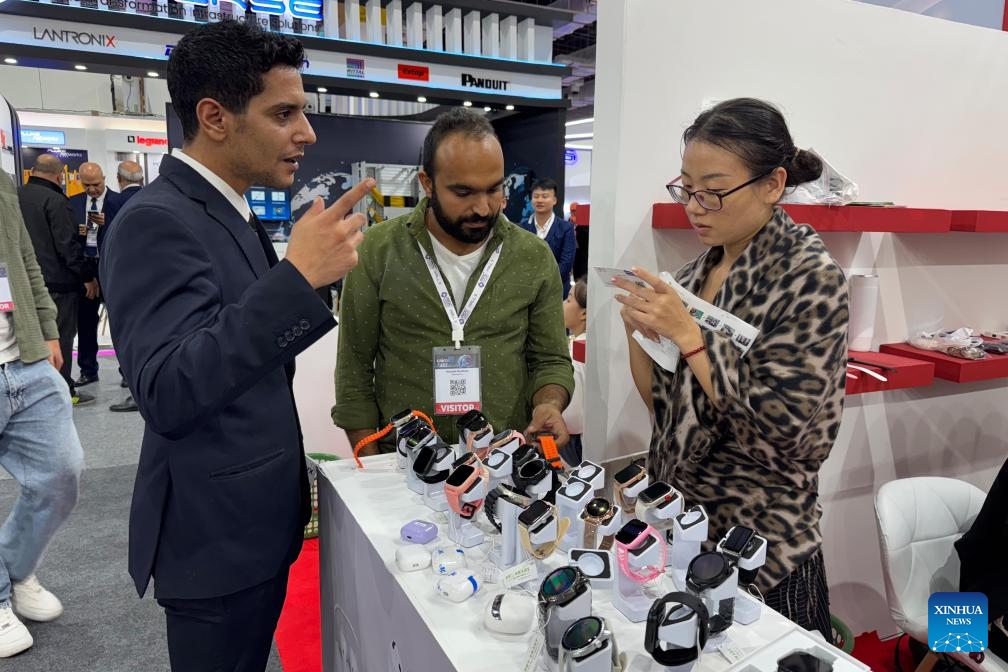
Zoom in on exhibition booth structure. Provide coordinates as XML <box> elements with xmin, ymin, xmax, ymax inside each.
<box><xmin>586</xmin><ymin>0</ymin><xmax>1008</xmax><ymax>655</ymax></box>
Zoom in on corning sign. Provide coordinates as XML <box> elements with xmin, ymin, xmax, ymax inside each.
<box><xmin>172</xmin><ymin>0</ymin><xmax>322</xmax><ymax>21</ymax></box>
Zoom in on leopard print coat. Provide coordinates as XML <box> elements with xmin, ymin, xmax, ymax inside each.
<box><xmin>648</xmin><ymin>207</ymin><xmax>848</xmax><ymax>593</ymax></box>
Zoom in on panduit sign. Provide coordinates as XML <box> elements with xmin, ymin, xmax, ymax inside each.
<box><xmin>461</xmin><ymin>73</ymin><xmax>509</xmax><ymax>91</ymax></box>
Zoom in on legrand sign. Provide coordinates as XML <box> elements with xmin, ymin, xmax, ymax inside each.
<box><xmin>173</xmin><ymin>0</ymin><xmax>322</xmax><ymax>21</ymax></box>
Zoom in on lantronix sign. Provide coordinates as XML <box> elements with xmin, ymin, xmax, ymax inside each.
<box><xmin>173</xmin><ymin>0</ymin><xmax>322</xmax><ymax>20</ymax></box>
<box><xmin>33</xmin><ymin>27</ymin><xmax>116</xmax><ymax>48</ymax></box>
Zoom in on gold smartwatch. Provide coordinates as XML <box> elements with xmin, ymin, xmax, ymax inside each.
<box><xmin>581</xmin><ymin>496</ymin><xmax>617</xmax><ymax>550</ymax></box>
<box><xmin>518</xmin><ymin>500</ymin><xmax>571</xmax><ymax>560</ymax></box>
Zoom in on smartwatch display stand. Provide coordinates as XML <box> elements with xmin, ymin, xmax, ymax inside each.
<box><xmin>404</xmin><ymin>446</ymin><xmax>426</xmax><ymax>494</ymax></box>
<box><xmin>653</xmin><ymin>617</ymin><xmax>702</xmax><ymax>672</ymax></box>
<box><xmin>525</xmin><ymin>470</ymin><xmax>553</xmax><ymax>499</ymax></box>
<box><xmin>542</xmin><ymin>589</ymin><xmax>593</xmax><ymax>666</ymax></box>
<box><xmin>727</xmin><ymin>534</ymin><xmax>767</xmax><ymax>626</ymax></box>
<box><xmin>587</xmin><ymin>514</ymin><xmax>623</xmax><ymax>551</ymax></box>
<box><xmin>733</xmin><ymin>589</ymin><xmax>763</xmax><ymax>626</ymax></box>
<box><xmin>693</xmin><ymin>567</ymin><xmax>738</xmax><ymax>651</ymax></box>
<box><xmin>669</xmin><ymin>507</ymin><xmax>709</xmax><ymax>587</ymax></box>
<box><xmin>522</xmin><ymin>515</ymin><xmax>560</xmax><ymax>573</ymax></box>
<box><xmin>420</xmin><ymin>451</ymin><xmax>455</xmax><ymax>513</ymax></box>
<box><xmin>617</xmin><ymin>477</ymin><xmax>650</xmax><ymax>526</ymax></box>
<box><xmin>613</xmin><ymin>539</ymin><xmax>665</xmax><ymax>623</ymax></box>
<box><xmin>457</xmin><ymin>426</ymin><xmax>493</xmax><ymax>460</ymax></box>
<box><xmin>568</xmin><ymin>460</ymin><xmax>605</xmax><ymax>492</ymax></box>
<box><xmin>488</xmin><ymin>495</ymin><xmax>524</xmax><ymax>570</ymax></box>
<box><xmin>446</xmin><ymin>477</ymin><xmax>487</xmax><ymax>548</ymax></box>
<box><xmin>564</xmin><ymin>641</ymin><xmax>620</xmax><ymax>672</ymax></box>
<box><xmin>556</xmin><ymin>477</ymin><xmax>594</xmax><ymax>553</ymax></box>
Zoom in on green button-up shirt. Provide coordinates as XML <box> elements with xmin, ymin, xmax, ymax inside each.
<box><xmin>332</xmin><ymin>199</ymin><xmax>574</xmax><ymax>444</ymax></box>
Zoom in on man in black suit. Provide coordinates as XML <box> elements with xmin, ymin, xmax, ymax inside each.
<box><xmin>518</xmin><ymin>177</ymin><xmax>577</xmax><ymax>298</ymax></box>
<box><xmin>100</xmin><ymin>20</ymin><xmax>371</xmax><ymax>671</ymax></box>
<box><xmin>108</xmin><ymin>159</ymin><xmax>144</xmax><ymax>413</ymax></box>
<box><xmin>69</xmin><ymin>162</ymin><xmax>121</xmax><ymax>387</ymax></box>
<box><xmin>18</xmin><ymin>154</ymin><xmax>99</xmax><ymax>405</ymax></box>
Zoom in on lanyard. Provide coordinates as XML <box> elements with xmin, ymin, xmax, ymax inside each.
<box><xmin>417</xmin><ymin>240</ymin><xmax>503</xmax><ymax>348</ymax></box>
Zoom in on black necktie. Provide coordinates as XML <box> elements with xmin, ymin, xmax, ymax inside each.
<box><xmin>248</xmin><ymin>212</ymin><xmax>278</xmax><ymax>267</ymax></box>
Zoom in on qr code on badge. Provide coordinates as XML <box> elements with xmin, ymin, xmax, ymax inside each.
<box><xmin>449</xmin><ymin>379</ymin><xmax>467</xmax><ymax>397</ymax></box>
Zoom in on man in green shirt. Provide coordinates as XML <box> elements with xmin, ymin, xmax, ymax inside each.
<box><xmin>333</xmin><ymin>109</ymin><xmax>574</xmax><ymax>455</ymax></box>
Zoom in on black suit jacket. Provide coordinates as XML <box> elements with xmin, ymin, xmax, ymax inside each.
<box><xmin>70</xmin><ymin>187</ymin><xmax>121</xmax><ymax>270</ymax></box>
<box><xmin>18</xmin><ymin>176</ymin><xmax>94</xmax><ymax>292</ymax></box>
<box><xmin>101</xmin><ymin>154</ymin><xmax>334</xmax><ymax>600</ymax></box>
<box><xmin>518</xmin><ymin>214</ymin><xmax>577</xmax><ymax>298</ymax></box>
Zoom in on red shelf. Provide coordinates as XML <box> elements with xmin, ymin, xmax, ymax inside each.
<box><xmin>950</xmin><ymin>210</ymin><xmax>1008</xmax><ymax>232</ymax></box>
<box><xmin>652</xmin><ymin>203</ymin><xmax>953</xmax><ymax>233</ymax></box>
<box><xmin>879</xmin><ymin>343</ymin><xmax>1008</xmax><ymax>383</ymax></box>
<box><xmin>572</xmin><ymin>339</ymin><xmax>585</xmax><ymax>364</ymax></box>
<box><xmin>845</xmin><ymin>350</ymin><xmax>935</xmax><ymax>395</ymax></box>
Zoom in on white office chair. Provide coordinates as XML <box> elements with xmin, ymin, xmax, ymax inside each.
<box><xmin>875</xmin><ymin>477</ymin><xmax>1007</xmax><ymax>672</ymax></box>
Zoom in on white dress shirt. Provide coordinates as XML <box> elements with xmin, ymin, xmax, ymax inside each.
<box><xmin>171</xmin><ymin>148</ymin><xmax>251</xmax><ymax>221</ymax></box>
<box><xmin>531</xmin><ymin>212</ymin><xmax>555</xmax><ymax>239</ymax></box>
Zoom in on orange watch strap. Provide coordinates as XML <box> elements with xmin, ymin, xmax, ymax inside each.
<box><xmin>538</xmin><ymin>435</ymin><xmax>563</xmax><ymax>470</ymax></box>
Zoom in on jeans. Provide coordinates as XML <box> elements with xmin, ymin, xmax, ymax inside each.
<box><xmin>0</xmin><ymin>359</ymin><xmax>84</xmax><ymax>603</ymax></box>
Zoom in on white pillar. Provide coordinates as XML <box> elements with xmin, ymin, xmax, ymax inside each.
<box><xmin>463</xmin><ymin>10</ymin><xmax>481</xmax><ymax>56</ymax></box>
<box><xmin>344</xmin><ymin>0</ymin><xmax>361</xmax><ymax>41</ymax></box>
<box><xmin>386</xmin><ymin>0</ymin><xmax>403</xmax><ymax>47</ymax></box>
<box><xmin>444</xmin><ymin>8</ymin><xmax>463</xmax><ymax>53</ymax></box>
<box><xmin>481</xmin><ymin>13</ymin><xmax>500</xmax><ymax>58</ymax></box>
<box><xmin>500</xmin><ymin>15</ymin><xmax>517</xmax><ymax>60</ymax></box>
<box><xmin>365</xmin><ymin>0</ymin><xmax>383</xmax><ymax>43</ymax></box>
<box><xmin>406</xmin><ymin>2</ymin><xmax>423</xmax><ymax>48</ymax></box>
<box><xmin>425</xmin><ymin>5</ymin><xmax>443</xmax><ymax>51</ymax></box>
<box><xmin>517</xmin><ymin>17</ymin><xmax>535</xmax><ymax>61</ymax></box>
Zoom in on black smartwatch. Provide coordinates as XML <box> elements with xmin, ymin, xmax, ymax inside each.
<box><xmin>514</xmin><ymin>457</ymin><xmax>550</xmax><ymax>491</ymax></box>
<box><xmin>413</xmin><ymin>444</ymin><xmax>452</xmax><ymax>484</ymax></box>
<box><xmin>484</xmin><ymin>484</ymin><xmax>534</xmax><ymax>532</ymax></box>
<box><xmin>645</xmin><ymin>591</ymin><xmax>709</xmax><ymax>667</ymax></box>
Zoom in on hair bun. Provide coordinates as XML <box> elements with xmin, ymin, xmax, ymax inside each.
<box><xmin>786</xmin><ymin>148</ymin><xmax>823</xmax><ymax>187</ymax></box>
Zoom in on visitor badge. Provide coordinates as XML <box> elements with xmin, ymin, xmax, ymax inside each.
<box><xmin>432</xmin><ymin>346</ymin><xmax>482</xmax><ymax>415</ymax></box>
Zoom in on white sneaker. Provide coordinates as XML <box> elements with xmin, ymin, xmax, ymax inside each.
<box><xmin>12</xmin><ymin>575</ymin><xmax>64</xmax><ymax>622</ymax></box>
<box><xmin>0</xmin><ymin>602</ymin><xmax>33</xmax><ymax>658</ymax></box>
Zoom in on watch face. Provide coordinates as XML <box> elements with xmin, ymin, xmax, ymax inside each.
<box><xmin>585</xmin><ymin>497</ymin><xmax>612</xmax><ymax>519</ymax></box>
<box><xmin>614</xmin><ymin>462</ymin><xmax>644</xmax><ymax>485</ymax></box>
<box><xmin>722</xmin><ymin>526</ymin><xmax>755</xmax><ymax>555</ymax></box>
<box><xmin>562</xmin><ymin>616</ymin><xmax>602</xmax><ymax>651</ymax></box>
<box><xmin>540</xmin><ymin>566</ymin><xmax>581</xmax><ymax>599</ymax></box>
<box><xmin>390</xmin><ymin>408</ymin><xmax>414</xmax><ymax>426</ymax></box>
<box><xmin>518</xmin><ymin>499</ymin><xmax>551</xmax><ymax>527</ymax></box>
<box><xmin>615</xmin><ymin>518</ymin><xmax>648</xmax><ymax>546</ymax></box>
<box><xmin>518</xmin><ymin>458</ymin><xmax>548</xmax><ymax>482</ymax></box>
<box><xmin>446</xmin><ymin>464</ymin><xmax>475</xmax><ymax>488</ymax></box>
<box><xmin>406</xmin><ymin>424</ymin><xmax>434</xmax><ymax>448</ymax></box>
<box><xmin>688</xmin><ymin>552</ymin><xmax>729</xmax><ymax>586</ymax></box>
<box><xmin>452</xmin><ymin>451</ymin><xmax>477</xmax><ymax>470</ymax></box>
<box><xmin>412</xmin><ymin>446</ymin><xmax>436</xmax><ymax>474</ymax></box>
<box><xmin>511</xmin><ymin>445</ymin><xmax>536</xmax><ymax>467</ymax></box>
<box><xmin>456</xmin><ymin>410</ymin><xmax>487</xmax><ymax>432</ymax></box>
<box><xmin>638</xmin><ymin>481</ymin><xmax>673</xmax><ymax>504</ymax></box>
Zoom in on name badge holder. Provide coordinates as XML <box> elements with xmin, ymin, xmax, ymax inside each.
<box><xmin>556</xmin><ymin>477</ymin><xmax>595</xmax><ymax>553</ymax></box>
<box><xmin>670</xmin><ymin>506</ymin><xmax>710</xmax><ymax>588</ymax></box>
<box><xmin>0</xmin><ymin>263</ymin><xmax>16</xmax><ymax>312</ymax></box>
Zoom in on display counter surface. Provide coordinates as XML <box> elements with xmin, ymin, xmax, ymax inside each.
<box><xmin>317</xmin><ymin>455</ymin><xmax>862</xmax><ymax>672</ymax></box>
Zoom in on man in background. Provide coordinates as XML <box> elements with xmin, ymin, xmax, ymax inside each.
<box><xmin>69</xmin><ymin>162</ymin><xmax>121</xmax><ymax>388</ymax></box>
<box><xmin>17</xmin><ymin>154</ymin><xmax>98</xmax><ymax>405</ymax></box>
<box><xmin>0</xmin><ymin>169</ymin><xmax>84</xmax><ymax>658</ymax></box>
<box><xmin>518</xmin><ymin>177</ymin><xmax>576</xmax><ymax>299</ymax></box>
<box><xmin>107</xmin><ymin>160</ymin><xmax>144</xmax><ymax>413</ymax></box>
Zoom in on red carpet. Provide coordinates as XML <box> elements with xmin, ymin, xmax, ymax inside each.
<box><xmin>276</xmin><ymin>538</ymin><xmax>322</xmax><ymax>672</ymax></box>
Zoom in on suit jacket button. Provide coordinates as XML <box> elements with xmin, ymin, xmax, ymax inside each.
<box><xmin>284</xmin><ymin>329</ymin><xmax>293</xmax><ymax>341</ymax></box>
<box><xmin>299</xmin><ymin>319</ymin><xmax>311</xmax><ymax>330</ymax></box>
<box><xmin>276</xmin><ymin>336</ymin><xmax>287</xmax><ymax>348</ymax></box>
<box><xmin>293</xmin><ymin>326</ymin><xmax>303</xmax><ymax>337</ymax></box>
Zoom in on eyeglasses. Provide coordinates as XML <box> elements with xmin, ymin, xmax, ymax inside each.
<box><xmin>666</xmin><ymin>169</ymin><xmax>774</xmax><ymax>212</ymax></box>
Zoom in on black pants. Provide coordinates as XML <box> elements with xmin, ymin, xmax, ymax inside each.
<box><xmin>49</xmin><ymin>290</ymin><xmax>79</xmax><ymax>394</ymax></box>
<box><xmin>157</xmin><ymin>567</ymin><xmax>290</xmax><ymax>672</ymax></box>
<box><xmin>77</xmin><ymin>290</ymin><xmax>101</xmax><ymax>378</ymax></box>
<box><xmin>764</xmin><ymin>547</ymin><xmax>832</xmax><ymax>637</ymax></box>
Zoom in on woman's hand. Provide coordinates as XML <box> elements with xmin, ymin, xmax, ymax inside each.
<box><xmin>613</xmin><ymin>268</ymin><xmax>703</xmax><ymax>349</ymax></box>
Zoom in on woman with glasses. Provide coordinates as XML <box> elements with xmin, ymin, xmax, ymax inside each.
<box><xmin>612</xmin><ymin>98</ymin><xmax>848</xmax><ymax>635</ymax></box>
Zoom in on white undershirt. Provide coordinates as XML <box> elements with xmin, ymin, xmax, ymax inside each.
<box><xmin>427</xmin><ymin>234</ymin><xmax>488</xmax><ymax>311</ymax></box>
<box><xmin>0</xmin><ymin>313</ymin><xmax>19</xmax><ymax>364</ymax></box>
<box><xmin>531</xmin><ymin>212</ymin><xmax>555</xmax><ymax>239</ymax></box>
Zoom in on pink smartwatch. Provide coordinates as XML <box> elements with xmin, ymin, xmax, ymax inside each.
<box><xmin>614</xmin><ymin>518</ymin><xmax>667</xmax><ymax>583</ymax></box>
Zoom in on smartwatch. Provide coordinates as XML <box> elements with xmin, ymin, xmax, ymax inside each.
<box><xmin>489</xmin><ymin>428</ymin><xmax>525</xmax><ymax>452</ymax></box>
<box><xmin>413</xmin><ymin>444</ymin><xmax>452</xmax><ymax>484</ymax></box>
<box><xmin>718</xmin><ymin>525</ymin><xmax>756</xmax><ymax>563</ymax></box>
<box><xmin>537</xmin><ymin>566</ymin><xmax>591</xmax><ymax>659</ymax></box>
<box><xmin>612</xmin><ymin>461</ymin><xmax>647</xmax><ymax>515</ymax></box>
<box><xmin>580</xmin><ymin>497</ymin><xmax>617</xmax><ymax>550</ymax></box>
<box><xmin>484</xmin><ymin>483</ymin><xmax>534</xmax><ymax>532</ymax></box>
<box><xmin>518</xmin><ymin>499</ymin><xmax>570</xmax><ymax>560</ymax></box>
<box><xmin>558</xmin><ymin>616</ymin><xmax>619</xmax><ymax>672</ymax></box>
<box><xmin>514</xmin><ymin>457</ymin><xmax>550</xmax><ymax>492</ymax></box>
<box><xmin>451</xmin><ymin>450</ymin><xmax>479</xmax><ymax>470</ymax></box>
<box><xmin>645</xmin><ymin>591</ymin><xmax>709</xmax><ymax>667</ymax></box>
<box><xmin>444</xmin><ymin>463</ymin><xmax>487</xmax><ymax>519</ymax></box>
<box><xmin>614</xmin><ymin>518</ymin><xmax>667</xmax><ymax>583</ymax></box>
<box><xmin>635</xmin><ymin>481</ymin><xmax>681</xmax><ymax>524</ymax></box>
<box><xmin>456</xmin><ymin>409</ymin><xmax>487</xmax><ymax>436</ymax></box>
<box><xmin>461</xmin><ymin>412</ymin><xmax>494</xmax><ymax>459</ymax></box>
<box><xmin>685</xmin><ymin>552</ymin><xmax>731</xmax><ymax>594</ymax></box>
<box><xmin>390</xmin><ymin>408</ymin><xmax>417</xmax><ymax>429</ymax></box>
<box><xmin>510</xmin><ymin>444</ymin><xmax>539</xmax><ymax>472</ymax></box>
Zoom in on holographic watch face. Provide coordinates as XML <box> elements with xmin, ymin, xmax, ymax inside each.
<box><xmin>541</xmin><ymin>567</ymin><xmax>579</xmax><ymax>598</ymax></box>
<box><xmin>562</xmin><ymin>616</ymin><xmax>602</xmax><ymax>650</ymax></box>
<box><xmin>585</xmin><ymin>497</ymin><xmax>612</xmax><ymax>518</ymax></box>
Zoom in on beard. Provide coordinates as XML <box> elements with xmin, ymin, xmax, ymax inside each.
<box><xmin>429</xmin><ymin>189</ymin><xmax>497</xmax><ymax>245</ymax></box>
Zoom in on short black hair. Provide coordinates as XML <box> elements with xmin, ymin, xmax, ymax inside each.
<box><xmin>531</xmin><ymin>178</ymin><xmax>558</xmax><ymax>195</ymax></box>
<box><xmin>168</xmin><ymin>20</ymin><xmax>305</xmax><ymax>143</ymax></box>
<box><xmin>421</xmin><ymin>108</ymin><xmax>498</xmax><ymax>180</ymax></box>
<box><xmin>683</xmin><ymin>97</ymin><xmax>822</xmax><ymax>188</ymax></box>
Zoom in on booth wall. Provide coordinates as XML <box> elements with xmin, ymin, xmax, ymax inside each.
<box><xmin>0</xmin><ymin>66</ymin><xmax>171</xmax><ymax>117</ymax></box>
<box><xmin>589</xmin><ymin>0</ymin><xmax>1008</xmax><ymax>636</ymax></box>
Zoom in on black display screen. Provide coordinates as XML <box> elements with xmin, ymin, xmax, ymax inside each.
<box><xmin>446</xmin><ymin>464</ymin><xmax>475</xmax><ymax>487</ymax></box>
<box><xmin>585</xmin><ymin>497</ymin><xmax>612</xmax><ymax>518</ymax></box>
<box><xmin>540</xmin><ymin>567</ymin><xmax>578</xmax><ymax>598</ymax></box>
<box><xmin>638</xmin><ymin>481</ymin><xmax>672</xmax><ymax>504</ymax></box>
<box><xmin>519</xmin><ymin>499</ymin><xmax>551</xmax><ymax>527</ymax></box>
<box><xmin>561</xmin><ymin>616</ymin><xmax>602</xmax><ymax>650</ymax></box>
<box><xmin>518</xmin><ymin>458</ymin><xmax>547</xmax><ymax>481</ymax></box>
<box><xmin>412</xmin><ymin>446</ymin><xmax>435</xmax><ymax>473</ymax></box>
<box><xmin>688</xmin><ymin>552</ymin><xmax>728</xmax><ymax>584</ymax></box>
<box><xmin>722</xmin><ymin>526</ymin><xmax>755</xmax><ymax>554</ymax></box>
<box><xmin>614</xmin><ymin>462</ymin><xmax>644</xmax><ymax>484</ymax></box>
<box><xmin>390</xmin><ymin>408</ymin><xmax>414</xmax><ymax>425</ymax></box>
<box><xmin>615</xmin><ymin>518</ymin><xmax>648</xmax><ymax>546</ymax></box>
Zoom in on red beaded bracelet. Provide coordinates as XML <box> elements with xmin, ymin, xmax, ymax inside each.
<box><xmin>683</xmin><ymin>344</ymin><xmax>707</xmax><ymax>360</ymax></box>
